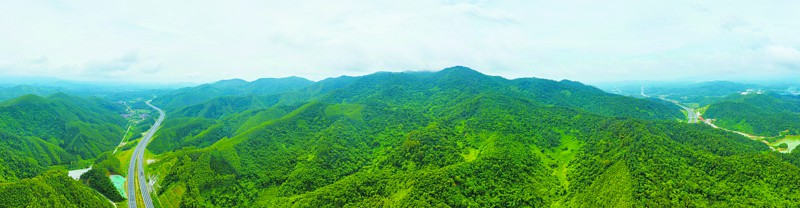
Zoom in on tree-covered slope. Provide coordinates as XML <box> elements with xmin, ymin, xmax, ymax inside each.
<box><xmin>152</xmin><ymin>77</ymin><xmax>313</xmax><ymax>111</ymax></box>
<box><xmin>172</xmin><ymin>95</ymin><xmax>281</xmax><ymax>119</ymax></box>
<box><xmin>79</xmin><ymin>152</ymin><xmax>126</xmax><ymax>202</ymax></box>
<box><xmin>139</xmin><ymin>67</ymin><xmax>800</xmax><ymax>207</ymax></box>
<box><xmin>704</xmin><ymin>93</ymin><xmax>800</xmax><ymax>136</ymax></box>
<box><xmin>148</xmin><ymin>67</ymin><xmax>681</xmax><ymax>155</ymax></box>
<box><xmin>566</xmin><ymin>119</ymin><xmax>798</xmax><ymax>207</ymax></box>
<box><xmin>0</xmin><ymin>93</ymin><xmax>126</xmax><ymax>182</ymax></box>
<box><xmin>320</xmin><ymin>66</ymin><xmax>682</xmax><ymax>120</ymax></box>
<box><xmin>0</xmin><ymin>85</ymin><xmax>64</xmax><ymax>101</ymax></box>
<box><xmin>151</xmin><ymin>86</ymin><xmax>799</xmax><ymax>207</ymax></box>
<box><xmin>0</xmin><ymin>170</ymin><xmax>113</xmax><ymax>208</ymax></box>
<box><xmin>155</xmin><ymin>93</ymin><xmax>582</xmax><ymax>207</ymax></box>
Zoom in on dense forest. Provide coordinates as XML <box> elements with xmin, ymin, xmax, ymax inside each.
<box><xmin>0</xmin><ymin>93</ymin><xmax>127</xmax><ymax>207</ymax></box>
<box><xmin>79</xmin><ymin>152</ymin><xmax>126</xmax><ymax>202</ymax></box>
<box><xmin>3</xmin><ymin>67</ymin><xmax>800</xmax><ymax>207</ymax></box>
<box><xmin>152</xmin><ymin>77</ymin><xmax>313</xmax><ymax>112</ymax></box>
<box><xmin>704</xmin><ymin>93</ymin><xmax>800</xmax><ymax>136</ymax></box>
<box><xmin>0</xmin><ymin>93</ymin><xmax>126</xmax><ymax>182</ymax></box>
<box><xmin>133</xmin><ymin>67</ymin><xmax>800</xmax><ymax>207</ymax></box>
<box><xmin>0</xmin><ymin>85</ymin><xmax>63</xmax><ymax>101</ymax></box>
<box><xmin>0</xmin><ymin>170</ymin><xmax>113</xmax><ymax>208</ymax></box>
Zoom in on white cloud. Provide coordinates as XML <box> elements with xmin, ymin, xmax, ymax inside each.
<box><xmin>0</xmin><ymin>0</ymin><xmax>799</xmax><ymax>83</ymax></box>
<box><xmin>763</xmin><ymin>45</ymin><xmax>800</xmax><ymax>70</ymax></box>
<box><xmin>764</xmin><ymin>45</ymin><xmax>800</xmax><ymax>62</ymax></box>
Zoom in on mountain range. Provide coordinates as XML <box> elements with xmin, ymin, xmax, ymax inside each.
<box><xmin>2</xmin><ymin>67</ymin><xmax>800</xmax><ymax>207</ymax></box>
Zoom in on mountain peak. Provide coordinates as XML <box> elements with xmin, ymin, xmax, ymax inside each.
<box><xmin>48</xmin><ymin>92</ymin><xmax>72</xmax><ymax>99</ymax></box>
<box><xmin>2</xmin><ymin>94</ymin><xmax>47</xmax><ymax>107</ymax></box>
<box><xmin>253</xmin><ymin>76</ymin><xmax>314</xmax><ymax>84</ymax></box>
<box><xmin>215</xmin><ymin>78</ymin><xmax>247</xmax><ymax>84</ymax></box>
<box><xmin>210</xmin><ymin>79</ymin><xmax>249</xmax><ymax>89</ymax></box>
<box><xmin>439</xmin><ymin>66</ymin><xmax>481</xmax><ymax>75</ymax></box>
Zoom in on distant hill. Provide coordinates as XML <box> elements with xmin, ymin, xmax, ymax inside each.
<box><xmin>152</xmin><ymin>77</ymin><xmax>314</xmax><ymax>111</ymax></box>
<box><xmin>0</xmin><ymin>85</ymin><xmax>64</xmax><ymax>101</ymax></box>
<box><xmin>606</xmin><ymin>80</ymin><xmax>800</xmax><ymax>107</ymax></box>
<box><xmin>0</xmin><ymin>93</ymin><xmax>126</xmax><ymax>182</ymax></box>
<box><xmin>704</xmin><ymin>93</ymin><xmax>800</xmax><ymax>136</ymax></box>
<box><xmin>0</xmin><ymin>81</ymin><xmax>181</xmax><ymax>102</ymax></box>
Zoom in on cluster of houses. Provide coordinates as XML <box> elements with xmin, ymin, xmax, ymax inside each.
<box><xmin>740</xmin><ymin>89</ymin><xmax>764</xmax><ymax>95</ymax></box>
<box><xmin>119</xmin><ymin>100</ymin><xmax>149</xmax><ymax>119</ymax></box>
<box><xmin>121</xmin><ymin>113</ymin><xmax>149</xmax><ymax>119</ymax></box>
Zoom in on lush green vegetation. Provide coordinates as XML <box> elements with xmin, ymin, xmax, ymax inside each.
<box><xmin>0</xmin><ymin>85</ymin><xmax>63</xmax><ymax>101</ymax></box>
<box><xmin>705</xmin><ymin>93</ymin><xmax>800</xmax><ymax>136</ymax></box>
<box><xmin>80</xmin><ymin>168</ymin><xmax>125</xmax><ymax>202</ymax></box>
<box><xmin>152</xmin><ymin>77</ymin><xmax>313</xmax><ymax>112</ymax></box>
<box><xmin>0</xmin><ymin>92</ymin><xmax>131</xmax><ymax>207</ymax></box>
<box><xmin>141</xmin><ymin>67</ymin><xmax>800</xmax><ymax>207</ymax></box>
<box><xmin>0</xmin><ymin>170</ymin><xmax>113</xmax><ymax>207</ymax></box>
<box><xmin>75</xmin><ymin>151</ymin><xmax>126</xmax><ymax>202</ymax></box>
<box><xmin>5</xmin><ymin>67</ymin><xmax>800</xmax><ymax>207</ymax></box>
<box><xmin>0</xmin><ymin>93</ymin><xmax>126</xmax><ymax>182</ymax></box>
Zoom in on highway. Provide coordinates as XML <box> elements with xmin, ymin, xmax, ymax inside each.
<box><xmin>658</xmin><ymin>95</ymin><xmax>698</xmax><ymax>123</ymax></box>
<box><xmin>128</xmin><ymin>100</ymin><xmax>165</xmax><ymax>208</ymax></box>
<box><xmin>657</xmin><ymin>96</ymin><xmax>781</xmax><ymax>151</ymax></box>
<box><xmin>683</xmin><ymin>106</ymin><xmax>698</xmax><ymax>123</ymax></box>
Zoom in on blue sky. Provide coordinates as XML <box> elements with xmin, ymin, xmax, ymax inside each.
<box><xmin>0</xmin><ymin>0</ymin><xmax>798</xmax><ymax>83</ymax></box>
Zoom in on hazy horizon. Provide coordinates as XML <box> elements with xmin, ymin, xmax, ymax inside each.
<box><xmin>1</xmin><ymin>1</ymin><xmax>799</xmax><ymax>84</ymax></box>
<box><xmin>2</xmin><ymin>66</ymin><xmax>798</xmax><ymax>90</ymax></box>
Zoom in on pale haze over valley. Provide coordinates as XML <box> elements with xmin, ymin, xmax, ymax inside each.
<box><xmin>1</xmin><ymin>0</ymin><xmax>799</xmax><ymax>84</ymax></box>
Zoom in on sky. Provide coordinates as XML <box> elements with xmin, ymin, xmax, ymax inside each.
<box><xmin>1</xmin><ymin>0</ymin><xmax>799</xmax><ymax>84</ymax></box>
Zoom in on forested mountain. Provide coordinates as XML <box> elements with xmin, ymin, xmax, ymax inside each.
<box><xmin>0</xmin><ymin>170</ymin><xmax>113</xmax><ymax>208</ymax></box>
<box><xmin>704</xmin><ymin>93</ymin><xmax>800</xmax><ymax>136</ymax></box>
<box><xmin>152</xmin><ymin>77</ymin><xmax>314</xmax><ymax>111</ymax></box>
<box><xmin>135</xmin><ymin>67</ymin><xmax>800</xmax><ymax>207</ymax></box>
<box><xmin>172</xmin><ymin>95</ymin><xmax>281</xmax><ymax>119</ymax></box>
<box><xmin>0</xmin><ymin>82</ymin><xmax>178</xmax><ymax>103</ymax></box>
<box><xmin>0</xmin><ymin>85</ymin><xmax>64</xmax><ymax>101</ymax></box>
<box><xmin>5</xmin><ymin>67</ymin><xmax>800</xmax><ymax>207</ymax></box>
<box><xmin>0</xmin><ymin>93</ymin><xmax>126</xmax><ymax>182</ymax></box>
<box><xmin>147</xmin><ymin>67</ymin><xmax>682</xmax><ymax>154</ymax></box>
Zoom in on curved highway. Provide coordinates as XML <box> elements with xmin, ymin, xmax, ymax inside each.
<box><xmin>658</xmin><ymin>95</ymin><xmax>699</xmax><ymax>123</ymax></box>
<box><xmin>128</xmin><ymin>100</ymin><xmax>165</xmax><ymax>208</ymax></box>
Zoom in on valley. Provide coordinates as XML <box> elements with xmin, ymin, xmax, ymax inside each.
<box><xmin>633</xmin><ymin>84</ymin><xmax>800</xmax><ymax>153</ymax></box>
<box><xmin>128</xmin><ymin>101</ymin><xmax>165</xmax><ymax>208</ymax></box>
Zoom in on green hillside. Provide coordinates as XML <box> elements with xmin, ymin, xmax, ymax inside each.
<box><xmin>0</xmin><ymin>85</ymin><xmax>63</xmax><ymax>101</ymax></box>
<box><xmin>0</xmin><ymin>170</ymin><xmax>113</xmax><ymax>208</ymax></box>
<box><xmin>152</xmin><ymin>77</ymin><xmax>314</xmax><ymax>112</ymax></box>
<box><xmin>704</xmin><ymin>93</ymin><xmax>800</xmax><ymax>136</ymax></box>
<box><xmin>0</xmin><ymin>93</ymin><xmax>126</xmax><ymax>182</ymax></box>
<box><xmin>6</xmin><ymin>68</ymin><xmax>798</xmax><ymax>207</ymax></box>
<box><xmin>147</xmin><ymin>67</ymin><xmax>681</xmax><ymax>155</ymax></box>
<box><xmin>142</xmin><ymin>67</ymin><xmax>800</xmax><ymax>207</ymax></box>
